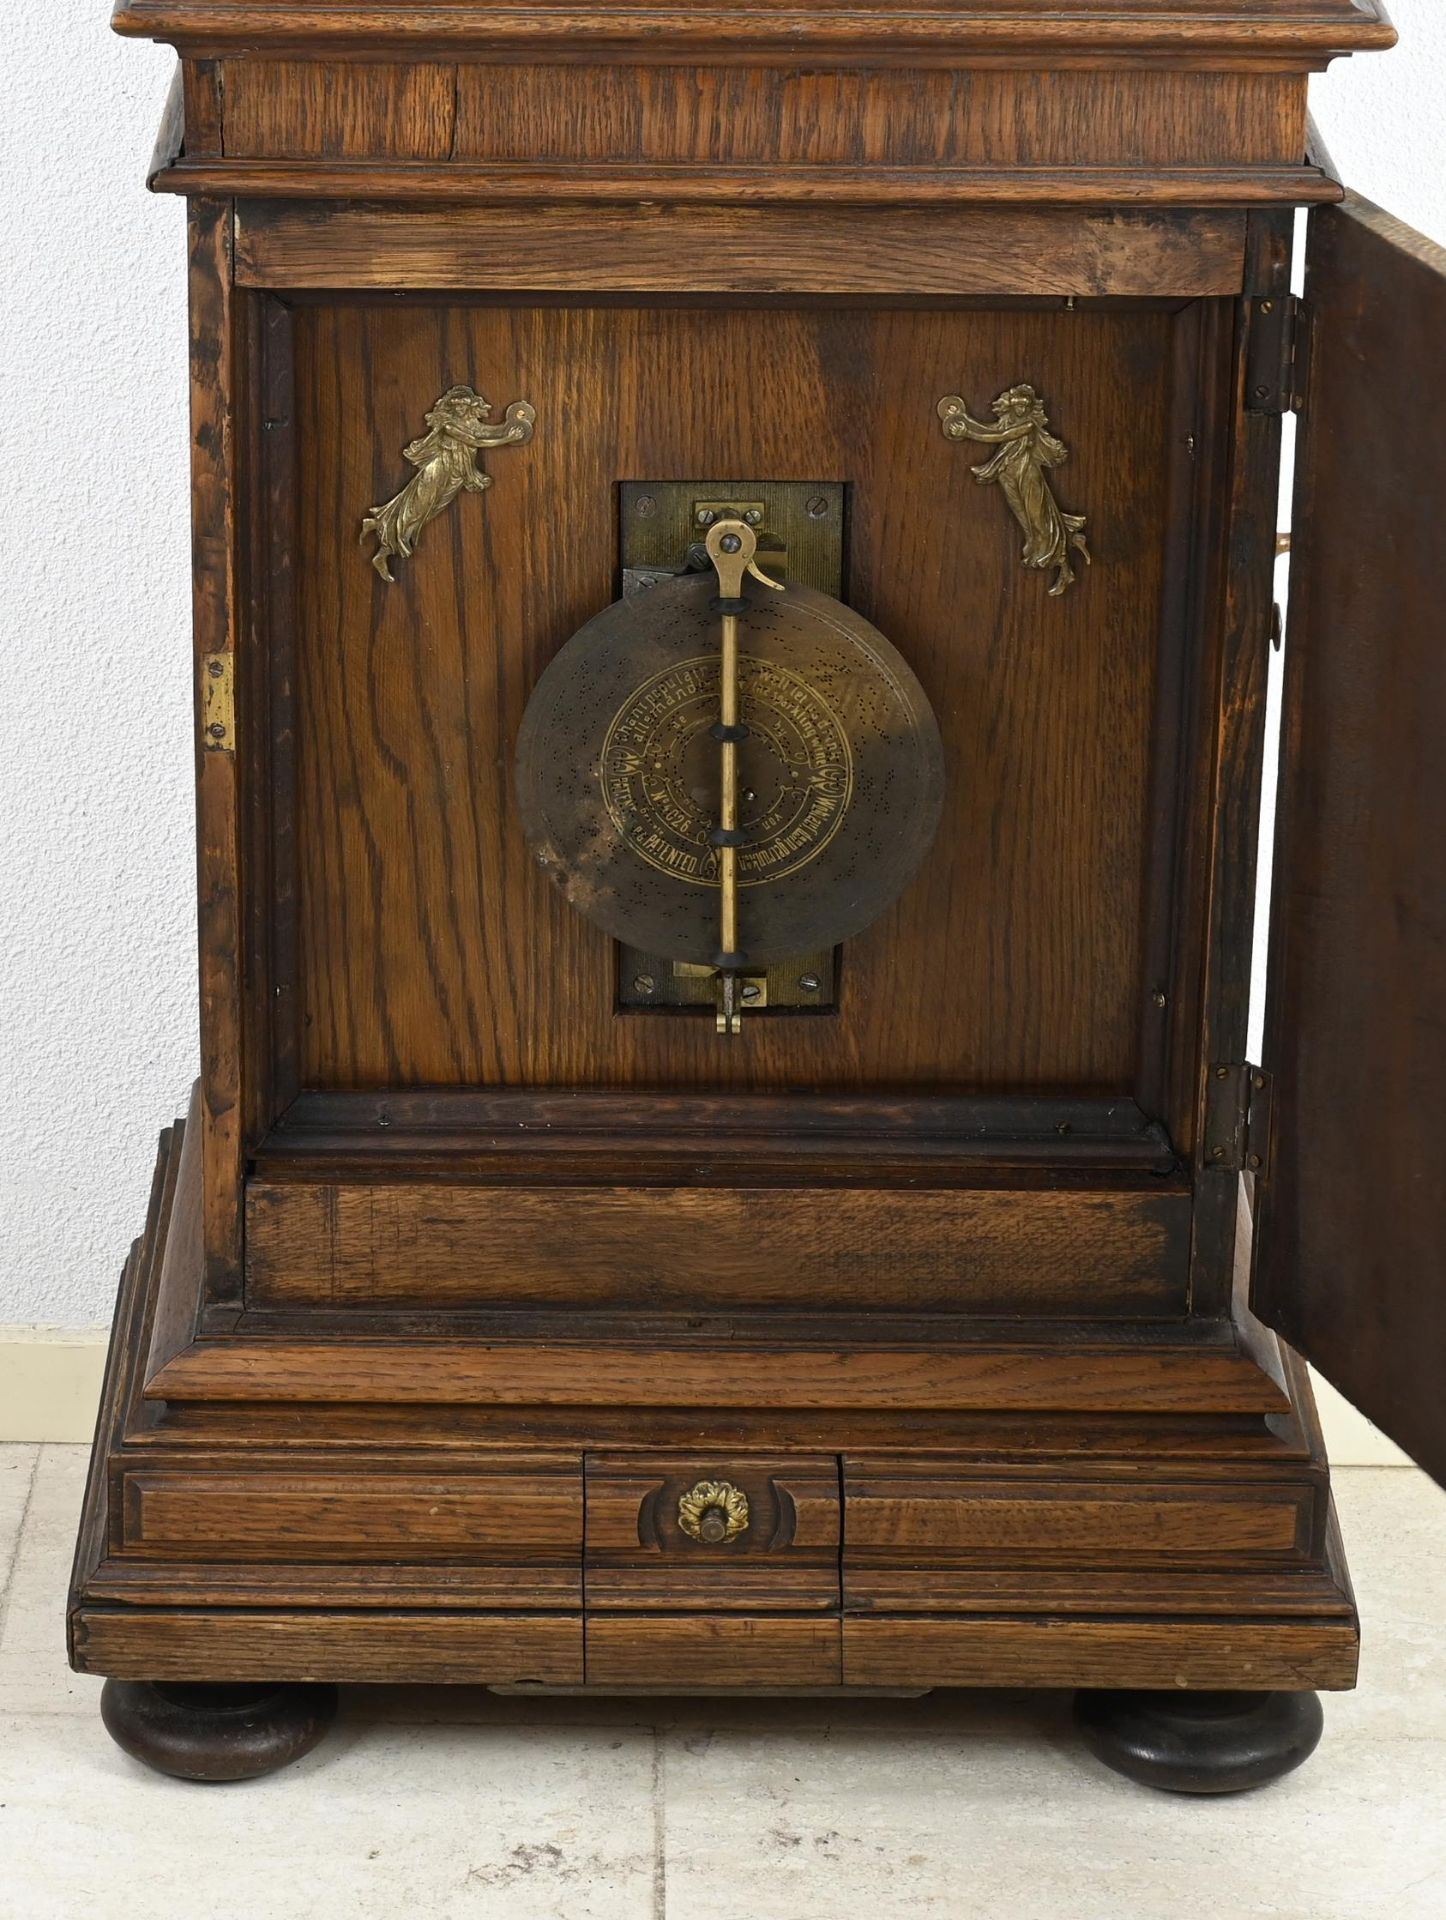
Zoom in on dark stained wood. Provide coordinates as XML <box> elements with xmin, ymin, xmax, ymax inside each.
<box><xmin>81</xmin><ymin>0</ymin><xmax>1410</xmax><ymax>1722</ymax></box>
<box><xmin>292</xmin><ymin>299</ymin><xmax>1177</xmax><ymax>1093</ymax></box>
<box><xmin>842</xmin><ymin>1615</ymin><xmax>1358</xmax><ymax>1690</ymax></box>
<box><xmin>187</xmin><ymin>199</ymin><xmax>245</xmax><ymax>1312</ymax></box>
<box><xmin>585</xmin><ymin>1455</ymin><xmax>840</xmax><ymax>1610</ymax></box>
<box><xmin>119</xmin><ymin>1461</ymin><xmax>580</xmax><ymax>1562</ymax></box>
<box><xmin>1255</xmin><ymin>196</ymin><xmax>1446</xmax><ymax>1488</ymax></box>
<box><xmin>244</xmin><ymin>1182</ymin><xmax>1192</xmax><ymax>1317</ymax></box>
<box><xmin>74</xmin><ymin>1609</ymin><xmax>585</xmax><ymax>1684</ymax></box>
<box><xmin>224</xmin><ymin>60</ymin><xmax>455</xmax><ymax>159</ymax></box>
<box><xmin>111</xmin><ymin>1</ymin><xmax>1397</xmax><ymax>63</ymax></box>
<box><xmin>1186</xmin><ymin>210</ymin><xmax>1292</xmax><ymax>1317</ymax></box>
<box><xmin>158</xmin><ymin>159</ymin><xmax>1346</xmax><ymax>208</ymax></box>
<box><xmin>586</xmin><ymin>1614</ymin><xmax>842</xmax><ymax>1687</ymax></box>
<box><xmin>236</xmin><ymin>204</ymin><xmax>1250</xmax><ymax>301</ymax></box>
<box><xmin>448</xmin><ymin>67</ymin><xmax>1306</xmax><ymax>171</ymax></box>
<box><xmin>144</xmin><ymin>1336</ymin><xmax>1291</xmax><ymax>1413</ymax></box>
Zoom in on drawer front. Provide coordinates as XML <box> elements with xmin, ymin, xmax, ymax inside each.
<box><xmin>843</xmin><ymin>1461</ymin><xmax>1316</xmax><ymax>1610</ymax></box>
<box><xmin>585</xmin><ymin>1455</ymin><xmax>840</xmax><ymax>1610</ymax></box>
<box><xmin>587</xmin><ymin>1614</ymin><xmax>842</xmax><ymax>1687</ymax></box>
<box><xmin>118</xmin><ymin>1456</ymin><xmax>583</xmax><ymax>1607</ymax></box>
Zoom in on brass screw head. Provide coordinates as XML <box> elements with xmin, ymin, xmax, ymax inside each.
<box><xmin>632</xmin><ymin>974</ymin><xmax>656</xmax><ymax>996</ymax></box>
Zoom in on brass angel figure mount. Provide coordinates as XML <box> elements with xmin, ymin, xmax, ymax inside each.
<box><xmin>937</xmin><ymin>384</ymin><xmax>1091</xmax><ymax>596</ymax></box>
<box><xmin>362</xmin><ymin>383</ymin><xmax>537</xmax><ymax>582</ymax></box>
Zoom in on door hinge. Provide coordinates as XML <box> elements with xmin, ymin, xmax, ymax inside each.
<box><xmin>201</xmin><ymin>652</ymin><xmax>235</xmax><ymax>753</ymax></box>
<box><xmin>1245</xmin><ymin>295</ymin><xmax>1306</xmax><ymax>416</ymax></box>
<box><xmin>1204</xmin><ymin>1063</ymin><xmax>1274</xmax><ymax>1175</ymax></box>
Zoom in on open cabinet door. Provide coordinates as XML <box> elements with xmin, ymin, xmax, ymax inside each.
<box><xmin>1254</xmin><ymin>194</ymin><xmax>1446</xmax><ymax>1485</ymax></box>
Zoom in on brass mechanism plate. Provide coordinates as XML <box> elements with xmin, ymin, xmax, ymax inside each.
<box><xmin>614</xmin><ymin>481</ymin><xmax>849</xmax><ymax>1011</ymax></box>
<box><xmin>621</xmin><ymin>480</ymin><xmax>844</xmax><ymax>595</ymax></box>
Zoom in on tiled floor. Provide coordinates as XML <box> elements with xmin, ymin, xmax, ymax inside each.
<box><xmin>2</xmin><ymin>1449</ymin><xmax>1444</xmax><ymax>1920</ymax></box>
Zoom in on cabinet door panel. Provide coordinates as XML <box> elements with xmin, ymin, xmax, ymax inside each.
<box><xmin>1256</xmin><ymin>195</ymin><xmax>1446</xmax><ymax>1485</ymax></box>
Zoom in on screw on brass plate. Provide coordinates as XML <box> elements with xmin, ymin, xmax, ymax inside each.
<box><xmin>207</xmin><ymin>723</ymin><xmax>227</xmax><ymax>740</ymax></box>
<box><xmin>1215</xmin><ymin>1066</ymin><xmax>1229</xmax><ymax>1079</ymax></box>
<box><xmin>696</xmin><ymin>508</ymin><xmax>717</xmax><ymax>526</ymax></box>
<box><xmin>799</xmin><ymin>974</ymin><xmax>821</xmax><ymax>993</ymax></box>
<box><xmin>806</xmin><ymin>496</ymin><xmax>830</xmax><ymax>519</ymax></box>
<box><xmin>743</xmin><ymin>508</ymin><xmax>763</xmax><ymax>526</ymax></box>
<box><xmin>719</xmin><ymin>532</ymin><xmax>743</xmax><ymax>553</ymax></box>
<box><xmin>632</xmin><ymin>974</ymin><xmax>656</xmax><ymax>996</ymax></box>
<box><xmin>1152</xmin><ymin>989</ymin><xmax>1168</xmax><ymax>1009</ymax></box>
<box><xmin>741</xmin><ymin>983</ymin><xmax>763</xmax><ymax>1005</ymax></box>
<box><xmin>634</xmin><ymin>495</ymin><xmax>657</xmax><ymax>517</ymax></box>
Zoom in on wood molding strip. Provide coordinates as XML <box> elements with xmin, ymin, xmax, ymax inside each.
<box><xmin>145</xmin><ymin>1339</ymin><xmax>1292</xmax><ymax>1413</ymax></box>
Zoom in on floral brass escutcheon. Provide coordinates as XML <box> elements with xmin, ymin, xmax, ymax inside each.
<box><xmin>937</xmin><ymin>384</ymin><xmax>1091</xmax><ymax>595</ymax></box>
<box><xmin>677</xmin><ymin>1480</ymin><xmax>751</xmax><ymax>1545</ymax></box>
<box><xmin>361</xmin><ymin>383</ymin><xmax>536</xmax><ymax>582</ymax></box>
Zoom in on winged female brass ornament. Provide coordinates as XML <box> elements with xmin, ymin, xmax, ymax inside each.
<box><xmin>361</xmin><ymin>383</ymin><xmax>536</xmax><ymax>582</ymax></box>
<box><xmin>937</xmin><ymin>384</ymin><xmax>1090</xmax><ymax>595</ymax></box>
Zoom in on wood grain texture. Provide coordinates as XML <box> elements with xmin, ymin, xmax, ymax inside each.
<box><xmin>291</xmin><ymin>299</ymin><xmax>1177</xmax><ymax>1092</ymax></box>
<box><xmin>1255</xmin><ymin>197</ymin><xmax>1446</xmax><ymax>1488</ymax></box>
<box><xmin>112</xmin><ymin>1</ymin><xmax>1398</xmax><ymax>62</ymax></box>
<box><xmin>145</xmin><ymin>1338</ymin><xmax>1291</xmax><ymax>1413</ymax></box>
<box><xmin>841</xmin><ymin>1615</ymin><xmax>1358</xmax><ymax>1690</ymax></box>
<box><xmin>586</xmin><ymin>1455</ymin><xmax>840</xmax><ymax>1610</ymax></box>
<box><xmin>224</xmin><ymin>60</ymin><xmax>455</xmax><ymax>159</ymax></box>
<box><xmin>585</xmin><ymin>1613</ymin><xmax>842</xmax><ymax>1686</ymax></box>
<box><xmin>188</xmin><ymin>200</ymin><xmax>244</xmax><ymax>1306</ymax></box>
<box><xmin>160</xmin><ymin>159</ymin><xmax>1345</xmax><ymax>207</ymax></box>
<box><xmin>73</xmin><ymin>1609</ymin><xmax>585</xmax><ymax>1684</ymax></box>
<box><xmin>236</xmin><ymin>204</ymin><xmax>1249</xmax><ymax>300</ymax></box>
<box><xmin>845</xmin><ymin>1473</ymin><xmax>1311</xmax><ymax>1554</ymax></box>
<box><xmin>450</xmin><ymin>66</ymin><xmax>1306</xmax><ymax>170</ymax></box>
<box><xmin>119</xmin><ymin>1465</ymin><xmax>581</xmax><ymax>1562</ymax></box>
<box><xmin>243</xmin><ymin>1183</ymin><xmax>1192</xmax><ymax>1317</ymax></box>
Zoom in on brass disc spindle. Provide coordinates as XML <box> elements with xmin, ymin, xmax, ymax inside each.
<box><xmin>704</xmin><ymin>519</ymin><xmax>783</xmax><ymax>1036</ymax></box>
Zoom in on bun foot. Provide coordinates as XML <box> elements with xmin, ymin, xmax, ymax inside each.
<box><xmin>1074</xmin><ymin>1688</ymin><xmax>1324</xmax><ymax>1795</ymax></box>
<box><xmin>100</xmin><ymin>1680</ymin><xmax>338</xmax><ymax>1782</ymax></box>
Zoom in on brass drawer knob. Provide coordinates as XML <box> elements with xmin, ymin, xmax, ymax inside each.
<box><xmin>678</xmin><ymin>1480</ymin><xmax>750</xmax><ymax>1545</ymax></box>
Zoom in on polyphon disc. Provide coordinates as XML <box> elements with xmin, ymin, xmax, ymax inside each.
<box><xmin>515</xmin><ymin>571</ymin><xmax>945</xmax><ymax>967</ymax></box>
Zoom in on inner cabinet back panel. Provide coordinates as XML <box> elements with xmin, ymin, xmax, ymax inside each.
<box><xmin>289</xmin><ymin>300</ymin><xmax>1182</xmax><ymax>1092</ymax></box>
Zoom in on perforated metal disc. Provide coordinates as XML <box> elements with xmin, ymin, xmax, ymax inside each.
<box><xmin>515</xmin><ymin>572</ymin><xmax>944</xmax><ymax>966</ymax></box>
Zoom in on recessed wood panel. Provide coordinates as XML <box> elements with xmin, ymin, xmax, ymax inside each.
<box><xmin>244</xmin><ymin>1182</ymin><xmax>1191</xmax><ymax>1315</ymax></box>
<box><xmin>236</xmin><ymin>203</ymin><xmax>1249</xmax><ymax>299</ymax></box>
<box><xmin>843</xmin><ymin>1463</ymin><xmax>1315</xmax><ymax>1611</ymax></box>
<box><xmin>452</xmin><ymin>66</ymin><xmax>1304</xmax><ymax>171</ymax></box>
<box><xmin>290</xmin><ymin>299</ymin><xmax>1181</xmax><ymax>1091</ymax></box>
<box><xmin>120</xmin><ymin>1463</ymin><xmax>581</xmax><ymax>1563</ymax></box>
<box><xmin>223</xmin><ymin>60</ymin><xmax>455</xmax><ymax>158</ymax></box>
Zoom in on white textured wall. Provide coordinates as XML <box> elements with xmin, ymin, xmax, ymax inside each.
<box><xmin>2</xmin><ymin>3</ymin><xmax>1444</xmax><ymax>1328</ymax></box>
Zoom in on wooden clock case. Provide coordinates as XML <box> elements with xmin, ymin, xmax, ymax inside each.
<box><xmin>70</xmin><ymin>0</ymin><xmax>1446</xmax><ymax>1791</ymax></box>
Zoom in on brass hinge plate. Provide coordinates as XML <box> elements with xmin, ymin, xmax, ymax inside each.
<box><xmin>1245</xmin><ymin>295</ymin><xmax>1305</xmax><ymax>417</ymax></box>
<box><xmin>201</xmin><ymin>653</ymin><xmax>235</xmax><ymax>753</ymax></box>
<box><xmin>1204</xmin><ymin>1063</ymin><xmax>1273</xmax><ymax>1175</ymax></box>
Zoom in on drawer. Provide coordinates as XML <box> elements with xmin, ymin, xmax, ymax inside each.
<box><xmin>843</xmin><ymin>1459</ymin><xmax>1316</xmax><ymax>1611</ymax></box>
<box><xmin>117</xmin><ymin>1455</ymin><xmax>583</xmax><ymax>1607</ymax></box>
<box><xmin>587</xmin><ymin>1614</ymin><xmax>842</xmax><ymax>1688</ymax></box>
<box><xmin>585</xmin><ymin>1455</ymin><xmax>840</xmax><ymax>1610</ymax></box>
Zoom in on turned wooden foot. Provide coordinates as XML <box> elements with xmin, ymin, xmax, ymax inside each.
<box><xmin>1074</xmin><ymin>1688</ymin><xmax>1324</xmax><ymax>1795</ymax></box>
<box><xmin>100</xmin><ymin>1681</ymin><xmax>338</xmax><ymax>1782</ymax></box>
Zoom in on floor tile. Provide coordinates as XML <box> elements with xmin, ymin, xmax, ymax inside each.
<box><xmin>0</xmin><ymin>1707</ymin><xmax>657</xmax><ymax>1920</ymax></box>
<box><xmin>0</xmin><ymin>1444</ymin><xmax>39</xmax><ymax>1604</ymax></box>
<box><xmin>0</xmin><ymin>1444</ymin><xmax>102</xmax><ymax>1717</ymax></box>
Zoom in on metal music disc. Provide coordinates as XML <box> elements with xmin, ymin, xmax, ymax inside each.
<box><xmin>515</xmin><ymin>572</ymin><xmax>945</xmax><ymax>967</ymax></box>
